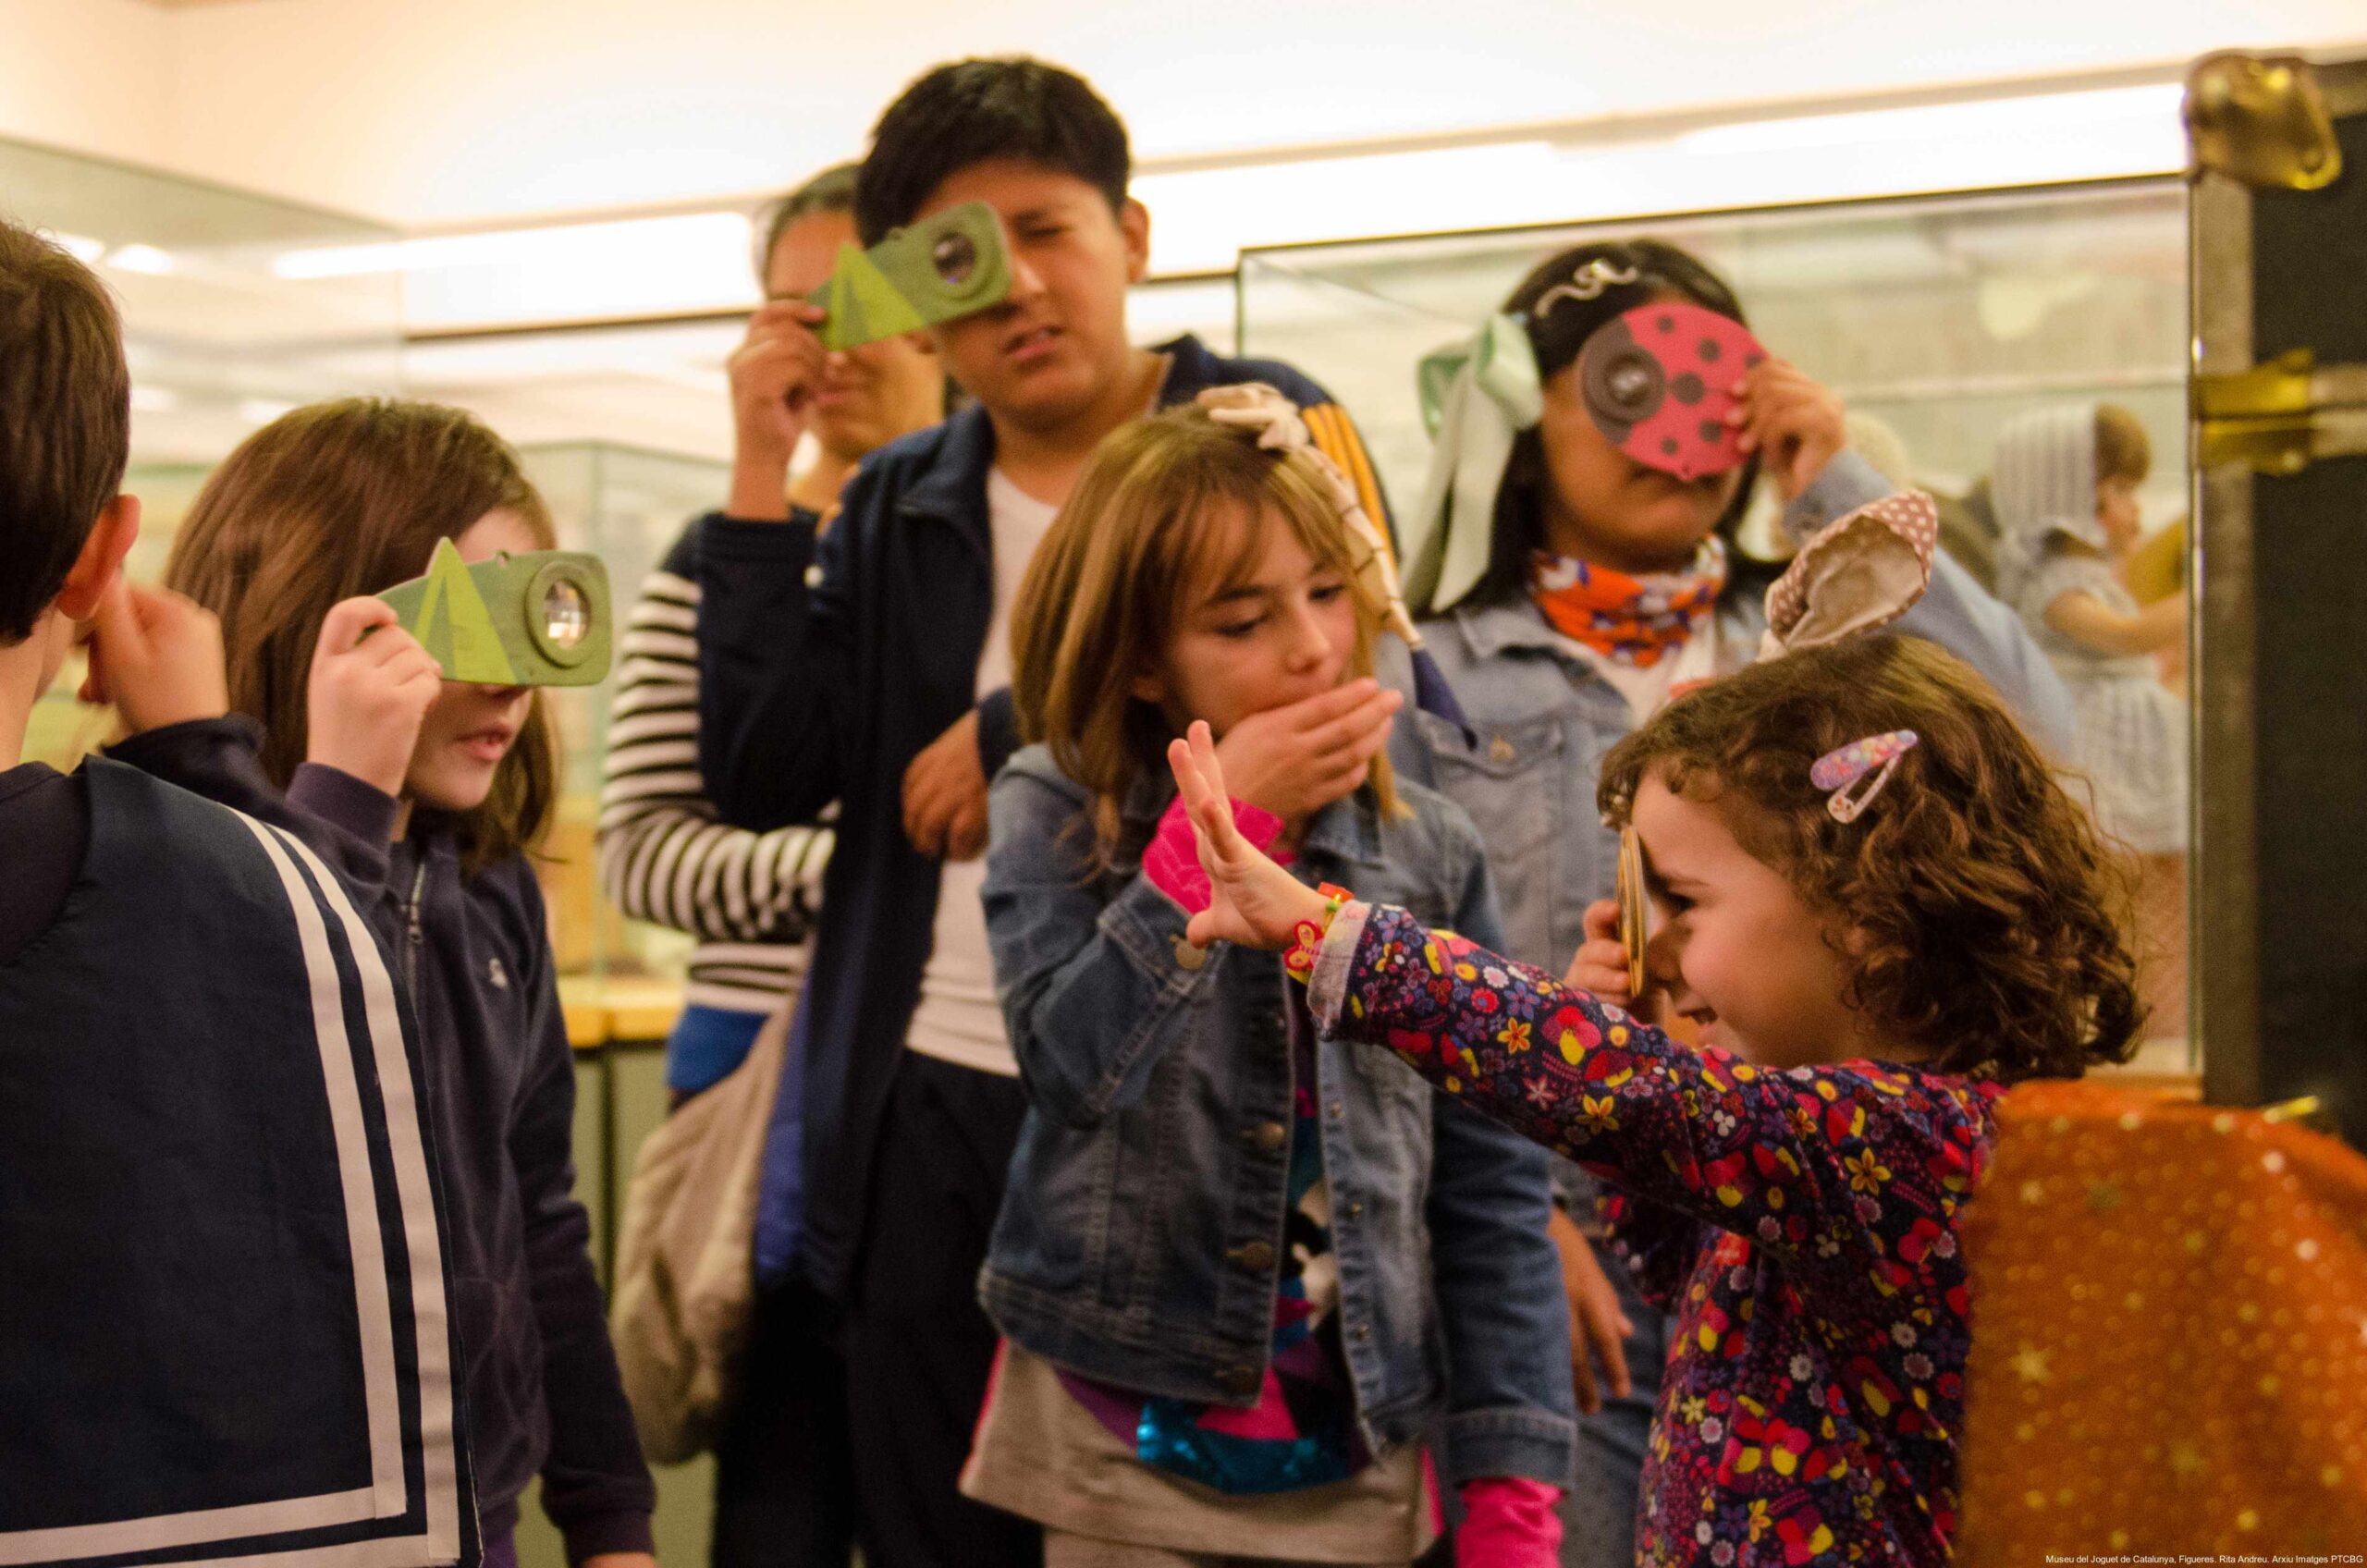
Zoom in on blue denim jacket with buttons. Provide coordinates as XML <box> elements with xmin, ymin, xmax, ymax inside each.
<box><xmin>978</xmin><ymin>744</ymin><xmax>1578</xmax><ymax>1488</ymax></box>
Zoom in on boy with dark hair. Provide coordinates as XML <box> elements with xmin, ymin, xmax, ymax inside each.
<box><xmin>697</xmin><ymin>55</ymin><xmax>1564</xmax><ymax>1568</ymax></box>
<box><xmin>0</xmin><ymin>218</ymin><xmax>475</xmax><ymax>1566</ymax></box>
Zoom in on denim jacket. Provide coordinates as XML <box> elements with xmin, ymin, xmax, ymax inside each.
<box><xmin>978</xmin><ymin>745</ymin><xmax>1577</xmax><ymax>1488</ymax></box>
<box><xmin>1389</xmin><ymin>451</ymin><xmax>2079</xmax><ymax>974</ymax></box>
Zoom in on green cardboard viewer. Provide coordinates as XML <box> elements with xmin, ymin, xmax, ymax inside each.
<box><xmin>375</xmin><ymin>539</ymin><xmax>613</xmax><ymax>687</ymax></box>
<box><xmin>805</xmin><ymin>200</ymin><xmax>1012</xmax><ymax>349</ymax></box>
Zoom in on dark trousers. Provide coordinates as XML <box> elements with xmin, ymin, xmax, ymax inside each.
<box><xmin>711</xmin><ymin>1280</ymin><xmax>857</xmax><ymax>1568</ymax></box>
<box><xmin>711</xmin><ymin>1050</ymin><xmax>1039</xmax><ymax>1568</ymax></box>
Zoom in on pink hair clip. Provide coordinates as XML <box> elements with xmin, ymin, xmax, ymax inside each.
<box><xmin>1810</xmin><ymin>730</ymin><xmax>1919</xmax><ymax>823</ymax></box>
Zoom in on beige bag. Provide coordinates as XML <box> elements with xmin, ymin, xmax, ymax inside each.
<box><xmin>608</xmin><ymin>998</ymin><xmax>790</xmax><ymax>1464</ymax></box>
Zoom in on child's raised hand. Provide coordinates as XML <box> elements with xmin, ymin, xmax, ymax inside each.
<box><xmin>81</xmin><ymin>578</ymin><xmax>229</xmax><ymax>734</ymax></box>
<box><xmin>1563</xmin><ymin>898</ymin><xmax>1636</xmax><ymax>1003</ymax></box>
<box><xmin>1732</xmin><ymin>357</ymin><xmax>1847</xmax><ymax>501</ymax></box>
<box><xmin>1213</xmin><ymin>679</ymin><xmax>1403</xmax><ymax>824</ymax></box>
<box><xmin>724</xmin><ymin>301</ymin><xmax>828</xmax><ymax>521</ymax></box>
<box><xmin>1167</xmin><ymin>720</ymin><xmax>1330</xmax><ymax>951</ymax></box>
<box><xmin>307</xmin><ymin>597</ymin><xmax>443</xmax><ymax>798</ymax></box>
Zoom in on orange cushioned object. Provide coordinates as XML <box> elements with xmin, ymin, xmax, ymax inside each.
<box><xmin>1956</xmin><ymin>1080</ymin><xmax>2367</xmax><ymax>1558</ymax></box>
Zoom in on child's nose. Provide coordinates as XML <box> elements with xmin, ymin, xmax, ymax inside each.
<box><xmin>1645</xmin><ymin>925</ymin><xmax>1691</xmax><ymax>996</ymax></box>
<box><xmin>1282</xmin><ymin>606</ymin><xmax>1332</xmax><ymax>668</ymax></box>
<box><xmin>1005</xmin><ymin>254</ymin><xmax>1049</xmax><ymax>303</ymax></box>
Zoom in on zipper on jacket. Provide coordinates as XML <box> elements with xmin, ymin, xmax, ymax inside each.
<box><xmin>403</xmin><ymin>860</ymin><xmax>427</xmax><ymax>1000</ymax></box>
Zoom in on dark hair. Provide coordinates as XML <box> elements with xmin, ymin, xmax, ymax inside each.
<box><xmin>754</xmin><ymin>161</ymin><xmax>860</xmax><ymax>283</ymax></box>
<box><xmin>0</xmin><ymin>219</ymin><xmax>130</xmax><ymax>644</ymax></box>
<box><xmin>164</xmin><ymin>398</ymin><xmax>559</xmax><ymax>875</ymax></box>
<box><xmin>1438</xmin><ymin>238</ymin><xmax>1770</xmax><ymax>615</ymax></box>
<box><xmin>854</xmin><ymin>56</ymin><xmax>1129</xmax><ymax>245</ymax></box>
<box><xmin>1599</xmin><ymin>635</ymin><xmax>2143</xmax><ymax>1083</ymax></box>
<box><xmin>2093</xmin><ymin>403</ymin><xmax>2152</xmax><ymax>486</ymax></box>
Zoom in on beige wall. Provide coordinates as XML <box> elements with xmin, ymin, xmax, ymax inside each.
<box><xmin>6</xmin><ymin>0</ymin><xmax>2366</xmax><ymax>231</ymax></box>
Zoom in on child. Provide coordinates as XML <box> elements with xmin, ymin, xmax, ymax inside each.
<box><xmin>598</xmin><ymin>163</ymin><xmax>945</xmax><ymax>1566</ymax></box>
<box><xmin>1391</xmin><ymin>239</ymin><xmax>2079</xmax><ymax>1567</ymax></box>
<box><xmin>106</xmin><ymin>398</ymin><xmax>657</xmax><ymax>1568</ymax></box>
<box><xmin>1992</xmin><ymin>405</ymin><xmax>2188</xmax><ymax>1038</ymax></box>
<box><xmin>693</xmin><ymin>56</ymin><xmax>1395</xmax><ymax>1564</ymax></box>
<box><xmin>0</xmin><ymin>222</ymin><xmax>474</xmax><ymax>1563</ymax></box>
<box><xmin>1167</xmin><ymin>633</ymin><xmax>2142</xmax><ymax>1568</ymax></box>
<box><xmin>967</xmin><ymin>392</ymin><xmax>1572</xmax><ymax>1567</ymax></box>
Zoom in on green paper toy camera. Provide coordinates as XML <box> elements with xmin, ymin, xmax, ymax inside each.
<box><xmin>375</xmin><ymin>538</ymin><xmax>612</xmax><ymax>688</ymax></box>
<box><xmin>806</xmin><ymin>200</ymin><xmax>1013</xmax><ymax>350</ymax></box>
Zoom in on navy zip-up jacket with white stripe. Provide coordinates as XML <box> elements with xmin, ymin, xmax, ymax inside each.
<box><xmin>109</xmin><ymin>717</ymin><xmax>656</xmax><ymax>1562</ymax></box>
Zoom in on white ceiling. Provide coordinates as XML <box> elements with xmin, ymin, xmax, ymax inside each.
<box><xmin>6</xmin><ymin>0</ymin><xmax>2365</xmax><ymax>232</ymax></box>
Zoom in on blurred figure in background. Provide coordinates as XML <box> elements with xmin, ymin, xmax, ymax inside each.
<box><xmin>1993</xmin><ymin>403</ymin><xmax>2189</xmax><ymax>1042</ymax></box>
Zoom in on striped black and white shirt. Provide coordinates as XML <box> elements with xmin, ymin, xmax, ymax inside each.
<box><xmin>597</xmin><ymin>523</ymin><xmax>833</xmax><ymax>1016</ymax></box>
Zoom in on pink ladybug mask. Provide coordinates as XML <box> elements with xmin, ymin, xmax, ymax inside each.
<box><xmin>1576</xmin><ymin>301</ymin><xmax>1768</xmax><ymax>481</ymax></box>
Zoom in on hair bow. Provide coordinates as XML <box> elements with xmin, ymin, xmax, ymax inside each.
<box><xmin>1197</xmin><ymin>384</ymin><xmax>1472</xmax><ymax>739</ymax></box>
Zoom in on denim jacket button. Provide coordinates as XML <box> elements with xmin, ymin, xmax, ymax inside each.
<box><xmin>1352</xmin><ymin>1323</ymin><xmax>1372</xmax><ymax>1343</ymax></box>
<box><xmin>1245</xmin><ymin>1121</ymin><xmax>1287</xmax><ymax>1155</ymax></box>
<box><xmin>1227</xmin><ymin>1241</ymin><xmax>1276</xmax><ymax>1273</ymax></box>
<box><xmin>1218</xmin><ymin>1365</ymin><xmax>1261</xmax><ymax>1399</ymax></box>
<box><xmin>1171</xmin><ymin>935</ymin><xmax>1208</xmax><ymax>971</ymax></box>
<box><xmin>1344</xmin><ymin>1200</ymin><xmax>1365</xmax><ymax>1219</ymax></box>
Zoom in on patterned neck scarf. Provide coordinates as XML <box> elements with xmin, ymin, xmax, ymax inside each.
<box><xmin>1529</xmin><ymin>536</ymin><xmax>1729</xmax><ymax>668</ymax></box>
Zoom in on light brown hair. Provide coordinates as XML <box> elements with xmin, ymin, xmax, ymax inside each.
<box><xmin>2093</xmin><ymin>403</ymin><xmax>2152</xmax><ymax>486</ymax></box>
<box><xmin>0</xmin><ymin>219</ymin><xmax>129</xmax><ymax>644</ymax></box>
<box><xmin>1600</xmin><ymin>635</ymin><xmax>2141</xmax><ymax>1082</ymax></box>
<box><xmin>1012</xmin><ymin>404</ymin><xmax>1401</xmax><ymax>861</ymax></box>
<box><xmin>165</xmin><ymin>398</ymin><xmax>559</xmax><ymax>874</ymax></box>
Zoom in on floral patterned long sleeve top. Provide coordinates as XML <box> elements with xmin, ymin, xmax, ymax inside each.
<box><xmin>1306</xmin><ymin>902</ymin><xmax>2006</xmax><ymax>1568</ymax></box>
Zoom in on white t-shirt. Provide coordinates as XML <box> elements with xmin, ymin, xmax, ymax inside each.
<box><xmin>903</xmin><ymin>468</ymin><xmax>1063</xmax><ymax>1077</ymax></box>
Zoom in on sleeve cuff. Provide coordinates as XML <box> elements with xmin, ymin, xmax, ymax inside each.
<box><xmin>1142</xmin><ymin>791</ymin><xmax>1288</xmax><ymax>914</ymax></box>
<box><xmin>975</xmin><ymin>687</ymin><xmax>1022</xmax><ymax>784</ymax></box>
<box><xmin>1306</xmin><ymin>900</ymin><xmax>1374</xmax><ymax>1034</ymax></box>
<box><xmin>287</xmin><ymin>763</ymin><xmax>401</xmax><ymax>846</ymax></box>
<box><xmin>1455</xmin><ymin>1476</ymin><xmax>1564</xmax><ymax>1568</ymax></box>
<box><xmin>697</xmin><ymin>510</ymin><xmax>820</xmax><ymax>564</ymax></box>
<box><xmin>103</xmin><ymin>713</ymin><xmax>265</xmax><ymax>771</ymax></box>
<box><xmin>560</xmin><ymin>1509</ymin><xmax>656</xmax><ymax>1564</ymax></box>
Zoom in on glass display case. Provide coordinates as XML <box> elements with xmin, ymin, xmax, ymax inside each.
<box><xmin>516</xmin><ymin>440</ymin><xmax>729</xmax><ymax>984</ymax></box>
<box><xmin>1240</xmin><ymin>178</ymin><xmax>2197</xmax><ymax>1072</ymax></box>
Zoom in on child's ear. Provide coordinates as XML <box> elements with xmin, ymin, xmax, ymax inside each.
<box><xmin>1120</xmin><ymin>198</ymin><xmax>1151</xmax><ymax>286</ymax></box>
<box><xmin>53</xmin><ymin>494</ymin><xmax>141</xmax><ymax>619</ymax></box>
<box><xmin>1129</xmin><ymin>667</ymin><xmax>1166</xmax><ymax>705</ymax></box>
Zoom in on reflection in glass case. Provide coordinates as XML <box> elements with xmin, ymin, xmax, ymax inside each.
<box><xmin>10</xmin><ymin>131</ymin><xmax>403</xmax><ymax>778</ymax></box>
<box><xmin>1240</xmin><ymin>178</ymin><xmax>2195</xmax><ymax>1074</ymax></box>
<box><xmin>0</xmin><ymin>133</ymin><xmax>402</xmax><ymax>465</ymax></box>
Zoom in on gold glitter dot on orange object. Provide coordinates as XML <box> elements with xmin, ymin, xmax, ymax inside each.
<box><xmin>1956</xmin><ymin>1081</ymin><xmax>2367</xmax><ymax>1562</ymax></box>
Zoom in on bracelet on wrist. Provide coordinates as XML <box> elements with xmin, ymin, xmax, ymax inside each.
<box><xmin>1282</xmin><ymin>884</ymin><xmax>1353</xmax><ymax>985</ymax></box>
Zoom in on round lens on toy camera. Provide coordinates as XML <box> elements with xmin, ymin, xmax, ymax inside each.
<box><xmin>932</xmin><ymin>232</ymin><xmax>977</xmax><ymax>287</ymax></box>
<box><xmin>1607</xmin><ymin>357</ymin><xmax>1656</xmax><ymax>409</ymax></box>
<box><xmin>543</xmin><ymin>579</ymin><xmax>589</xmax><ymax>649</ymax></box>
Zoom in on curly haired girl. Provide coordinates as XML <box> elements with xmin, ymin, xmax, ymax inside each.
<box><xmin>1163</xmin><ymin>632</ymin><xmax>2140</xmax><ymax>1568</ymax></box>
